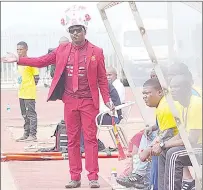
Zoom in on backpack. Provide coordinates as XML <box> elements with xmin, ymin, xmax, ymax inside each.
<box><xmin>52</xmin><ymin>120</ymin><xmax>68</xmax><ymax>153</ymax></box>
<box><xmin>49</xmin><ymin>120</ymin><xmax>106</xmax><ymax>153</ymax></box>
<box><xmin>37</xmin><ymin>120</ymin><xmax>67</xmax><ymax>153</ymax></box>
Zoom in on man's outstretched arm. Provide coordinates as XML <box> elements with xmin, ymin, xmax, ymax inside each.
<box><xmin>18</xmin><ymin>49</ymin><xmax>57</xmax><ymax>68</ymax></box>
<box><xmin>2</xmin><ymin>48</ymin><xmax>57</xmax><ymax>68</ymax></box>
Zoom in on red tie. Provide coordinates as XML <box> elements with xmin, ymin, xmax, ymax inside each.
<box><xmin>72</xmin><ymin>48</ymin><xmax>79</xmax><ymax>92</ymax></box>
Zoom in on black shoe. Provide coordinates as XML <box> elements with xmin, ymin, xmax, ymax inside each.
<box><xmin>116</xmin><ymin>173</ymin><xmax>150</xmax><ymax>189</ymax></box>
<box><xmin>182</xmin><ymin>180</ymin><xmax>195</xmax><ymax>190</ymax></box>
<box><xmin>134</xmin><ymin>182</ymin><xmax>150</xmax><ymax>189</ymax></box>
<box><xmin>116</xmin><ymin>173</ymin><xmax>144</xmax><ymax>188</ymax></box>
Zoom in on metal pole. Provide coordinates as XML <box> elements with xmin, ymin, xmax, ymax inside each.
<box><xmin>167</xmin><ymin>2</ymin><xmax>175</xmax><ymax>65</ymax></box>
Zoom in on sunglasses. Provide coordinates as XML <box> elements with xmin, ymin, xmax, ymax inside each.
<box><xmin>69</xmin><ymin>27</ymin><xmax>83</xmax><ymax>34</ymax></box>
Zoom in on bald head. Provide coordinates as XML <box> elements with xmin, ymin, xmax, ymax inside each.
<box><xmin>59</xmin><ymin>36</ymin><xmax>69</xmax><ymax>44</ymax></box>
<box><xmin>106</xmin><ymin>67</ymin><xmax>117</xmax><ymax>74</ymax></box>
<box><xmin>106</xmin><ymin>67</ymin><xmax>117</xmax><ymax>83</ymax></box>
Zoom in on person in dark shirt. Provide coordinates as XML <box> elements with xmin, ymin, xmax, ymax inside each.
<box><xmin>99</xmin><ymin>82</ymin><xmax>123</xmax><ymax>125</ymax></box>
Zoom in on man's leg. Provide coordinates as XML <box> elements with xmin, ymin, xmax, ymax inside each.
<box><xmin>116</xmin><ymin>132</ymin><xmax>153</xmax><ymax>189</ymax></box>
<box><xmin>132</xmin><ymin>131</ymin><xmax>157</xmax><ymax>176</ymax></box>
<box><xmin>132</xmin><ymin>134</ymin><xmax>150</xmax><ymax>175</ymax></box>
<box><xmin>150</xmin><ymin>156</ymin><xmax>158</xmax><ymax>190</ymax></box>
<box><xmin>158</xmin><ymin>149</ymin><xmax>167</xmax><ymax>190</ymax></box>
<box><xmin>164</xmin><ymin>146</ymin><xmax>194</xmax><ymax>190</ymax></box>
<box><xmin>64</xmin><ymin>99</ymin><xmax>82</xmax><ymax>182</ymax></box>
<box><xmin>181</xmin><ymin>167</ymin><xmax>195</xmax><ymax>190</ymax></box>
<box><xmin>130</xmin><ymin>133</ymin><xmax>154</xmax><ymax>188</ymax></box>
<box><xmin>126</xmin><ymin>131</ymin><xmax>159</xmax><ymax>189</ymax></box>
<box><xmin>24</xmin><ymin>99</ymin><xmax>37</xmax><ymax>140</ymax></box>
<box><xmin>149</xmin><ymin>131</ymin><xmax>159</xmax><ymax>190</ymax></box>
<box><xmin>79</xmin><ymin>99</ymin><xmax>99</xmax><ymax>185</ymax></box>
<box><xmin>16</xmin><ymin>98</ymin><xmax>30</xmax><ymax>141</ymax></box>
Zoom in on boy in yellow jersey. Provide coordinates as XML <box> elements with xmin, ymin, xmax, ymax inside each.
<box><xmin>152</xmin><ymin>75</ymin><xmax>202</xmax><ymax>190</ymax></box>
<box><xmin>16</xmin><ymin>41</ymin><xmax>40</xmax><ymax>142</ymax></box>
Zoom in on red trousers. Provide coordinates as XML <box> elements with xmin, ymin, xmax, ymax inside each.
<box><xmin>63</xmin><ymin>96</ymin><xmax>99</xmax><ymax>181</ymax></box>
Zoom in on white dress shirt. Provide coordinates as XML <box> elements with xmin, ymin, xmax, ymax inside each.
<box><xmin>112</xmin><ymin>79</ymin><xmax>125</xmax><ymax>103</ymax></box>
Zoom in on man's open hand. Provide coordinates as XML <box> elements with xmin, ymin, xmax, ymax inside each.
<box><xmin>1</xmin><ymin>52</ymin><xmax>19</xmax><ymax>63</ymax></box>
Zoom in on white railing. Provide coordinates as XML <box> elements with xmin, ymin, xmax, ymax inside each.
<box><xmin>1</xmin><ymin>32</ymin><xmax>123</xmax><ymax>88</ymax></box>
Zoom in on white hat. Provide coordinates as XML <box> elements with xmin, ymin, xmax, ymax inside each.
<box><xmin>61</xmin><ymin>5</ymin><xmax>91</xmax><ymax>30</ymax></box>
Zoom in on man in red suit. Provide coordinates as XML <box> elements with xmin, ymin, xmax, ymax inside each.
<box><xmin>2</xmin><ymin>5</ymin><xmax>114</xmax><ymax>189</ymax></box>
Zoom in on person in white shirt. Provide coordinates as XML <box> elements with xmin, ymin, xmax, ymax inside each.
<box><xmin>106</xmin><ymin>67</ymin><xmax>125</xmax><ymax>103</ymax></box>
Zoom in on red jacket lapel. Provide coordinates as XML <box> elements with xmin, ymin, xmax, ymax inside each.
<box><xmin>86</xmin><ymin>42</ymin><xmax>94</xmax><ymax>71</ymax></box>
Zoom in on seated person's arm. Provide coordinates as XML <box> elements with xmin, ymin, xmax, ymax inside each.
<box><xmin>144</xmin><ymin>124</ymin><xmax>159</xmax><ymax>138</ymax></box>
<box><xmin>109</xmin><ymin>83</ymin><xmax>123</xmax><ymax>121</ymax></box>
<box><xmin>164</xmin><ymin>134</ymin><xmax>184</xmax><ymax>148</ymax></box>
<box><xmin>150</xmin><ymin>128</ymin><xmax>174</xmax><ymax>146</ymax></box>
<box><xmin>164</xmin><ymin>129</ymin><xmax>201</xmax><ymax>148</ymax></box>
<box><xmin>145</xmin><ymin>124</ymin><xmax>159</xmax><ymax>133</ymax></box>
<box><xmin>140</xmin><ymin>128</ymin><xmax>177</xmax><ymax>161</ymax></box>
<box><xmin>152</xmin><ymin>125</ymin><xmax>159</xmax><ymax>131</ymax></box>
<box><xmin>159</xmin><ymin>128</ymin><xmax>174</xmax><ymax>141</ymax></box>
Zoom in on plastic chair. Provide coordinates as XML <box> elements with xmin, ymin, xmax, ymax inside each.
<box><xmin>96</xmin><ymin>101</ymin><xmax>136</xmax><ymax>149</ymax></box>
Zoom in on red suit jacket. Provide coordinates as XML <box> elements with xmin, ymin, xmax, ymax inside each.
<box><xmin>18</xmin><ymin>42</ymin><xmax>110</xmax><ymax>109</ymax></box>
